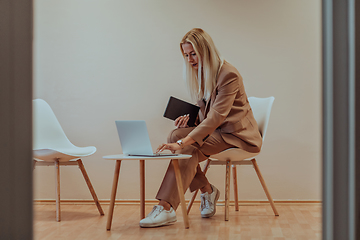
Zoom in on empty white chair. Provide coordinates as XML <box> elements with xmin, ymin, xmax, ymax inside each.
<box><xmin>33</xmin><ymin>99</ymin><xmax>104</xmax><ymax>221</ymax></box>
<box><xmin>187</xmin><ymin>96</ymin><xmax>279</xmax><ymax>220</ymax></box>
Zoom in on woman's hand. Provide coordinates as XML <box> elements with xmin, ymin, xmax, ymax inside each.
<box><xmin>156</xmin><ymin>143</ymin><xmax>181</xmax><ymax>154</ymax></box>
<box><xmin>175</xmin><ymin>114</ymin><xmax>189</xmax><ymax>128</ymax></box>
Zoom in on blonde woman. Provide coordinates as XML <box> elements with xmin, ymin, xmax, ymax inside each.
<box><xmin>140</xmin><ymin>28</ymin><xmax>262</xmax><ymax>227</ymax></box>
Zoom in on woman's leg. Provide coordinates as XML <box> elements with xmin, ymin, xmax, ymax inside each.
<box><xmin>156</xmin><ymin>128</ymin><xmax>234</xmax><ymax>210</ymax></box>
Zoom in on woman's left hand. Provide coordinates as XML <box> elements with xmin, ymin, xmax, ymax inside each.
<box><xmin>156</xmin><ymin>143</ymin><xmax>181</xmax><ymax>153</ymax></box>
<box><xmin>175</xmin><ymin>114</ymin><xmax>189</xmax><ymax>128</ymax></box>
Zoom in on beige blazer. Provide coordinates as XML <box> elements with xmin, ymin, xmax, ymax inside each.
<box><xmin>188</xmin><ymin>61</ymin><xmax>262</xmax><ymax>153</ymax></box>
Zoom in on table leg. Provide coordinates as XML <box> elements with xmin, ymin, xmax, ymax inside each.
<box><xmin>140</xmin><ymin>160</ymin><xmax>145</xmax><ymax>219</ymax></box>
<box><xmin>106</xmin><ymin>160</ymin><xmax>121</xmax><ymax>231</ymax></box>
<box><xmin>172</xmin><ymin>159</ymin><xmax>189</xmax><ymax>229</ymax></box>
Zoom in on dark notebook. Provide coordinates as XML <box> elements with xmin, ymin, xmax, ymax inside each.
<box><xmin>163</xmin><ymin>96</ymin><xmax>200</xmax><ymax>127</ymax></box>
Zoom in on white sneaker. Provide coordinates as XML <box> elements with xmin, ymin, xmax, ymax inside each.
<box><xmin>139</xmin><ymin>205</ymin><xmax>177</xmax><ymax>228</ymax></box>
<box><xmin>200</xmin><ymin>184</ymin><xmax>220</xmax><ymax>218</ymax></box>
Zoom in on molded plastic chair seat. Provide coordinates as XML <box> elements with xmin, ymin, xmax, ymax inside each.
<box><xmin>34</xmin><ymin>147</ymin><xmax>96</xmax><ymax>162</ymax></box>
<box><xmin>209</xmin><ymin>148</ymin><xmax>258</xmax><ymax>162</ymax></box>
<box><xmin>33</xmin><ymin>99</ymin><xmax>104</xmax><ymax>221</ymax></box>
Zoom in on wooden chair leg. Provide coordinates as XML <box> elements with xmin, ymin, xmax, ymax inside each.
<box><xmin>225</xmin><ymin>160</ymin><xmax>231</xmax><ymax>221</ymax></box>
<box><xmin>232</xmin><ymin>165</ymin><xmax>239</xmax><ymax>211</ymax></box>
<box><xmin>55</xmin><ymin>159</ymin><xmax>61</xmax><ymax>222</ymax></box>
<box><xmin>187</xmin><ymin>190</ymin><xmax>199</xmax><ymax>215</ymax></box>
<box><xmin>77</xmin><ymin>159</ymin><xmax>104</xmax><ymax>216</ymax></box>
<box><xmin>187</xmin><ymin>159</ymin><xmax>211</xmax><ymax>214</ymax></box>
<box><xmin>251</xmin><ymin>159</ymin><xmax>279</xmax><ymax>216</ymax></box>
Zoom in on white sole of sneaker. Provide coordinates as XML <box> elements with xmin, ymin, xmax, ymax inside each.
<box><xmin>201</xmin><ymin>189</ymin><xmax>220</xmax><ymax>218</ymax></box>
<box><xmin>139</xmin><ymin>217</ymin><xmax>177</xmax><ymax>228</ymax></box>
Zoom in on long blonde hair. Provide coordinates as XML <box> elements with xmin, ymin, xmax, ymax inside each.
<box><xmin>180</xmin><ymin>28</ymin><xmax>222</xmax><ymax>101</ymax></box>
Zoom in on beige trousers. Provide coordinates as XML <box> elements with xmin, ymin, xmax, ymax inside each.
<box><xmin>155</xmin><ymin>127</ymin><xmax>234</xmax><ymax>210</ymax></box>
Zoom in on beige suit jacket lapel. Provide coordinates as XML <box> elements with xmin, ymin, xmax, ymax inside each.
<box><xmin>203</xmin><ymin>85</ymin><xmax>218</xmax><ymax>118</ymax></box>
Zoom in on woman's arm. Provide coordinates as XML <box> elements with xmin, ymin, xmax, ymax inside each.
<box><xmin>157</xmin><ymin>72</ymin><xmax>240</xmax><ymax>152</ymax></box>
<box><xmin>188</xmin><ymin>72</ymin><xmax>239</xmax><ymax>146</ymax></box>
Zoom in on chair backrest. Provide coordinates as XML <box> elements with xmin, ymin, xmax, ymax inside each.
<box><xmin>248</xmin><ymin>96</ymin><xmax>275</xmax><ymax>141</ymax></box>
<box><xmin>33</xmin><ymin>99</ymin><xmax>74</xmax><ymax>150</ymax></box>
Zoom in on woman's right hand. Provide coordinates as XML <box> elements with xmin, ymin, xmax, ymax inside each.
<box><xmin>175</xmin><ymin>114</ymin><xmax>189</xmax><ymax>128</ymax></box>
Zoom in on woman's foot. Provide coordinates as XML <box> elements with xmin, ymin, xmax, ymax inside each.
<box><xmin>139</xmin><ymin>205</ymin><xmax>177</xmax><ymax>228</ymax></box>
<box><xmin>200</xmin><ymin>184</ymin><xmax>220</xmax><ymax>218</ymax></box>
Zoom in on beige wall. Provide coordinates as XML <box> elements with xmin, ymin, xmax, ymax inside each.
<box><xmin>33</xmin><ymin>0</ymin><xmax>322</xmax><ymax>201</ymax></box>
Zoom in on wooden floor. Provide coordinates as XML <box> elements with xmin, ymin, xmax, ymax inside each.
<box><xmin>34</xmin><ymin>203</ymin><xmax>321</xmax><ymax>240</ymax></box>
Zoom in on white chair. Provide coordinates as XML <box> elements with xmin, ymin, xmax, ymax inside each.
<box><xmin>33</xmin><ymin>99</ymin><xmax>104</xmax><ymax>221</ymax></box>
<box><xmin>187</xmin><ymin>96</ymin><xmax>279</xmax><ymax>220</ymax></box>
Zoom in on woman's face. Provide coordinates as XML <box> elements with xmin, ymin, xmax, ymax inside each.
<box><xmin>182</xmin><ymin>43</ymin><xmax>199</xmax><ymax>70</ymax></box>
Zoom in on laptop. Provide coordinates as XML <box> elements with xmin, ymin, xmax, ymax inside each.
<box><xmin>115</xmin><ymin>120</ymin><xmax>178</xmax><ymax>157</ymax></box>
